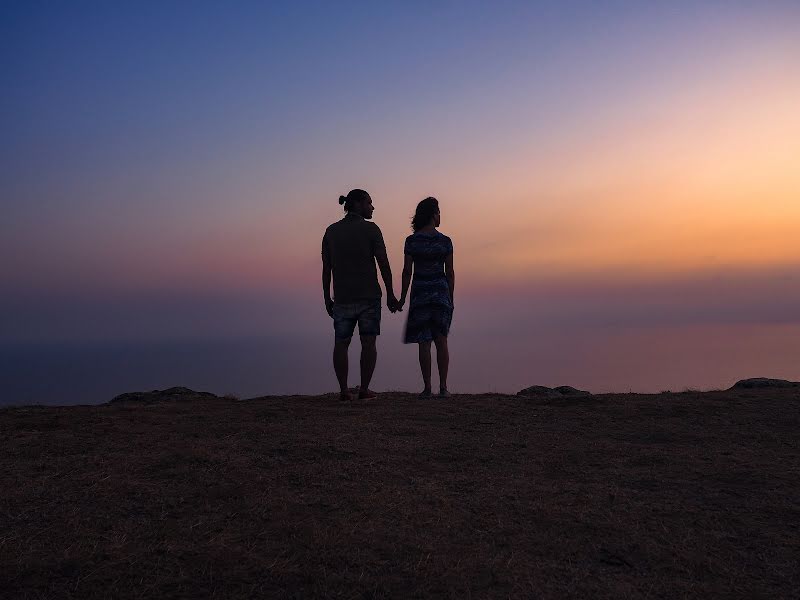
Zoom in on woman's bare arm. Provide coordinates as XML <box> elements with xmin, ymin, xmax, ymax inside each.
<box><xmin>445</xmin><ymin>252</ymin><xmax>455</xmax><ymax>306</ymax></box>
<box><xmin>400</xmin><ymin>254</ymin><xmax>413</xmax><ymax>309</ymax></box>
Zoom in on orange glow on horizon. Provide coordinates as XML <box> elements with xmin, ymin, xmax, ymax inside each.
<box><xmin>444</xmin><ymin>59</ymin><xmax>800</xmax><ymax>285</ymax></box>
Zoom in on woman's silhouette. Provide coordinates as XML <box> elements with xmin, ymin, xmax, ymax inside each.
<box><xmin>399</xmin><ymin>197</ymin><xmax>455</xmax><ymax>397</ymax></box>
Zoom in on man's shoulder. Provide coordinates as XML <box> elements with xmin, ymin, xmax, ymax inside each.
<box><xmin>324</xmin><ymin>217</ymin><xmax>382</xmax><ymax>240</ymax></box>
<box><xmin>363</xmin><ymin>219</ymin><xmax>381</xmax><ymax>231</ymax></box>
<box><xmin>324</xmin><ymin>218</ymin><xmax>346</xmax><ymax>234</ymax></box>
<box><xmin>362</xmin><ymin>220</ymin><xmax>384</xmax><ymax>240</ymax></box>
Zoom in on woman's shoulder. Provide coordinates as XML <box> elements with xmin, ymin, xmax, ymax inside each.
<box><xmin>436</xmin><ymin>231</ymin><xmax>453</xmax><ymax>248</ymax></box>
<box><xmin>406</xmin><ymin>230</ymin><xmax>451</xmax><ymax>247</ymax></box>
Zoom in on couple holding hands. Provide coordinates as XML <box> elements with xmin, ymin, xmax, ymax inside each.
<box><xmin>322</xmin><ymin>189</ymin><xmax>455</xmax><ymax>401</ymax></box>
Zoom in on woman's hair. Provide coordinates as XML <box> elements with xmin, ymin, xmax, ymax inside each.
<box><xmin>338</xmin><ymin>189</ymin><xmax>370</xmax><ymax>212</ymax></box>
<box><xmin>411</xmin><ymin>197</ymin><xmax>439</xmax><ymax>232</ymax></box>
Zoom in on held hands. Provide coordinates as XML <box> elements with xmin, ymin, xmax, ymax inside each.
<box><xmin>391</xmin><ymin>294</ymin><xmax>406</xmax><ymax>313</ymax></box>
<box><xmin>387</xmin><ymin>293</ymin><xmax>401</xmax><ymax>313</ymax></box>
<box><xmin>327</xmin><ymin>295</ymin><xmax>405</xmax><ymax>316</ymax></box>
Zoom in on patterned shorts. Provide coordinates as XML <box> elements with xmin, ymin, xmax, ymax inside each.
<box><xmin>403</xmin><ymin>304</ymin><xmax>452</xmax><ymax>343</ymax></box>
<box><xmin>332</xmin><ymin>299</ymin><xmax>381</xmax><ymax>340</ymax></box>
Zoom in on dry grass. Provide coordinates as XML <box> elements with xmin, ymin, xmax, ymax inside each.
<box><xmin>1</xmin><ymin>388</ymin><xmax>799</xmax><ymax>598</ymax></box>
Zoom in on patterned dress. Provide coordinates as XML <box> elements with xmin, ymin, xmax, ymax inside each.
<box><xmin>403</xmin><ymin>230</ymin><xmax>454</xmax><ymax>343</ymax></box>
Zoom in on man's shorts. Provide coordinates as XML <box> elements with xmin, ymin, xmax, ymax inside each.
<box><xmin>333</xmin><ymin>299</ymin><xmax>381</xmax><ymax>340</ymax></box>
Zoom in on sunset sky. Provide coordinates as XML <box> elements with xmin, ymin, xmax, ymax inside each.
<box><xmin>2</xmin><ymin>1</ymin><xmax>799</xmax><ymax>398</ymax></box>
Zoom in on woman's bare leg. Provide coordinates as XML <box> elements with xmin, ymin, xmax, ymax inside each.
<box><xmin>433</xmin><ymin>335</ymin><xmax>449</xmax><ymax>392</ymax></box>
<box><xmin>418</xmin><ymin>341</ymin><xmax>432</xmax><ymax>393</ymax></box>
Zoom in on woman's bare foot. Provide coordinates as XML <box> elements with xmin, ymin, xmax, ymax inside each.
<box><xmin>358</xmin><ymin>388</ymin><xmax>377</xmax><ymax>400</ymax></box>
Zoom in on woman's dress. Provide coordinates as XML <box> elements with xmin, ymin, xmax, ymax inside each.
<box><xmin>403</xmin><ymin>230</ymin><xmax>453</xmax><ymax>343</ymax></box>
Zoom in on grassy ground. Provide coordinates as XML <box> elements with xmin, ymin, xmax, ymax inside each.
<box><xmin>1</xmin><ymin>388</ymin><xmax>799</xmax><ymax>598</ymax></box>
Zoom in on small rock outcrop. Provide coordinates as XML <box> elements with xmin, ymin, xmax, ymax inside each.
<box><xmin>517</xmin><ymin>385</ymin><xmax>591</xmax><ymax>398</ymax></box>
<box><xmin>109</xmin><ymin>386</ymin><xmax>219</xmax><ymax>404</ymax></box>
<box><xmin>730</xmin><ymin>378</ymin><xmax>800</xmax><ymax>390</ymax></box>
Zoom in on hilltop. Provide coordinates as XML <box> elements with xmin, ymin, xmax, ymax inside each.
<box><xmin>1</xmin><ymin>386</ymin><xmax>798</xmax><ymax>598</ymax></box>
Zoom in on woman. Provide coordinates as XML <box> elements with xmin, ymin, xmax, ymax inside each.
<box><xmin>399</xmin><ymin>197</ymin><xmax>455</xmax><ymax>397</ymax></box>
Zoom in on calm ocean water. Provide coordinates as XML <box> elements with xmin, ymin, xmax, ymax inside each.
<box><xmin>2</xmin><ymin>323</ymin><xmax>799</xmax><ymax>407</ymax></box>
<box><xmin>0</xmin><ymin>337</ymin><xmax>333</xmax><ymax>407</ymax></box>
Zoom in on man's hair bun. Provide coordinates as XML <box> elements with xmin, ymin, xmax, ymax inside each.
<box><xmin>338</xmin><ymin>189</ymin><xmax>370</xmax><ymax>212</ymax></box>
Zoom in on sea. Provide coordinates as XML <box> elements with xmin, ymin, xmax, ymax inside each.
<box><xmin>2</xmin><ymin>323</ymin><xmax>799</xmax><ymax>407</ymax></box>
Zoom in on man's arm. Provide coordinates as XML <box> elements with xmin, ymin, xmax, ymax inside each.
<box><xmin>375</xmin><ymin>246</ymin><xmax>398</xmax><ymax>312</ymax></box>
<box><xmin>321</xmin><ymin>236</ymin><xmax>334</xmax><ymax>317</ymax></box>
<box><xmin>371</xmin><ymin>225</ymin><xmax>398</xmax><ymax>312</ymax></box>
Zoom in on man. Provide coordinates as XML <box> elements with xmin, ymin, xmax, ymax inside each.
<box><xmin>322</xmin><ymin>189</ymin><xmax>399</xmax><ymax>401</ymax></box>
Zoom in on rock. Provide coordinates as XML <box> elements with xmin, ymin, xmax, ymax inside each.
<box><xmin>553</xmin><ymin>386</ymin><xmax>592</xmax><ymax>397</ymax></box>
<box><xmin>731</xmin><ymin>378</ymin><xmax>800</xmax><ymax>390</ymax></box>
<box><xmin>516</xmin><ymin>385</ymin><xmax>559</xmax><ymax>397</ymax></box>
<box><xmin>517</xmin><ymin>385</ymin><xmax>591</xmax><ymax>397</ymax></box>
<box><xmin>109</xmin><ymin>386</ymin><xmax>219</xmax><ymax>404</ymax></box>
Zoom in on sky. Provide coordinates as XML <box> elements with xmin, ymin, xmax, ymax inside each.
<box><xmin>2</xmin><ymin>1</ymin><xmax>799</xmax><ymax>399</ymax></box>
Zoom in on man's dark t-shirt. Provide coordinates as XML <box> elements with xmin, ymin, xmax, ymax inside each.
<box><xmin>322</xmin><ymin>213</ymin><xmax>385</xmax><ymax>303</ymax></box>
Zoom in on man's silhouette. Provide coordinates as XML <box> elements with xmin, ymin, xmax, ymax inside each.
<box><xmin>322</xmin><ymin>189</ymin><xmax>399</xmax><ymax>401</ymax></box>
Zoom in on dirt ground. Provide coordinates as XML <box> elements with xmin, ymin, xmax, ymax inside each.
<box><xmin>1</xmin><ymin>387</ymin><xmax>798</xmax><ymax>598</ymax></box>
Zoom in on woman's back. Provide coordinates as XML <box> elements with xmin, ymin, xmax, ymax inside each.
<box><xmin>405</xmin><ymin>230</ymin><xmax>453</xmax><ymax>308</ymax></box>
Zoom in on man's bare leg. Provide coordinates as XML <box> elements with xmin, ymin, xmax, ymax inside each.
<box><xmin>333</xmin><ymin>338</ymin><xmax>351</xmax><ymax>400</ymax></box>
<box><xmin>433</xmin><ymin>335</ymin><xmax>449</xmax><ymax>394</ymax></box>
<box><xmin>418</xmin><ymin>341</ymin><xmax>432</xmax><ymax>395</ymax></box>
<box><xmin>359</xmin><ymin>335</ymin><xmax>377</xmax><ymax>399</ymax></box>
